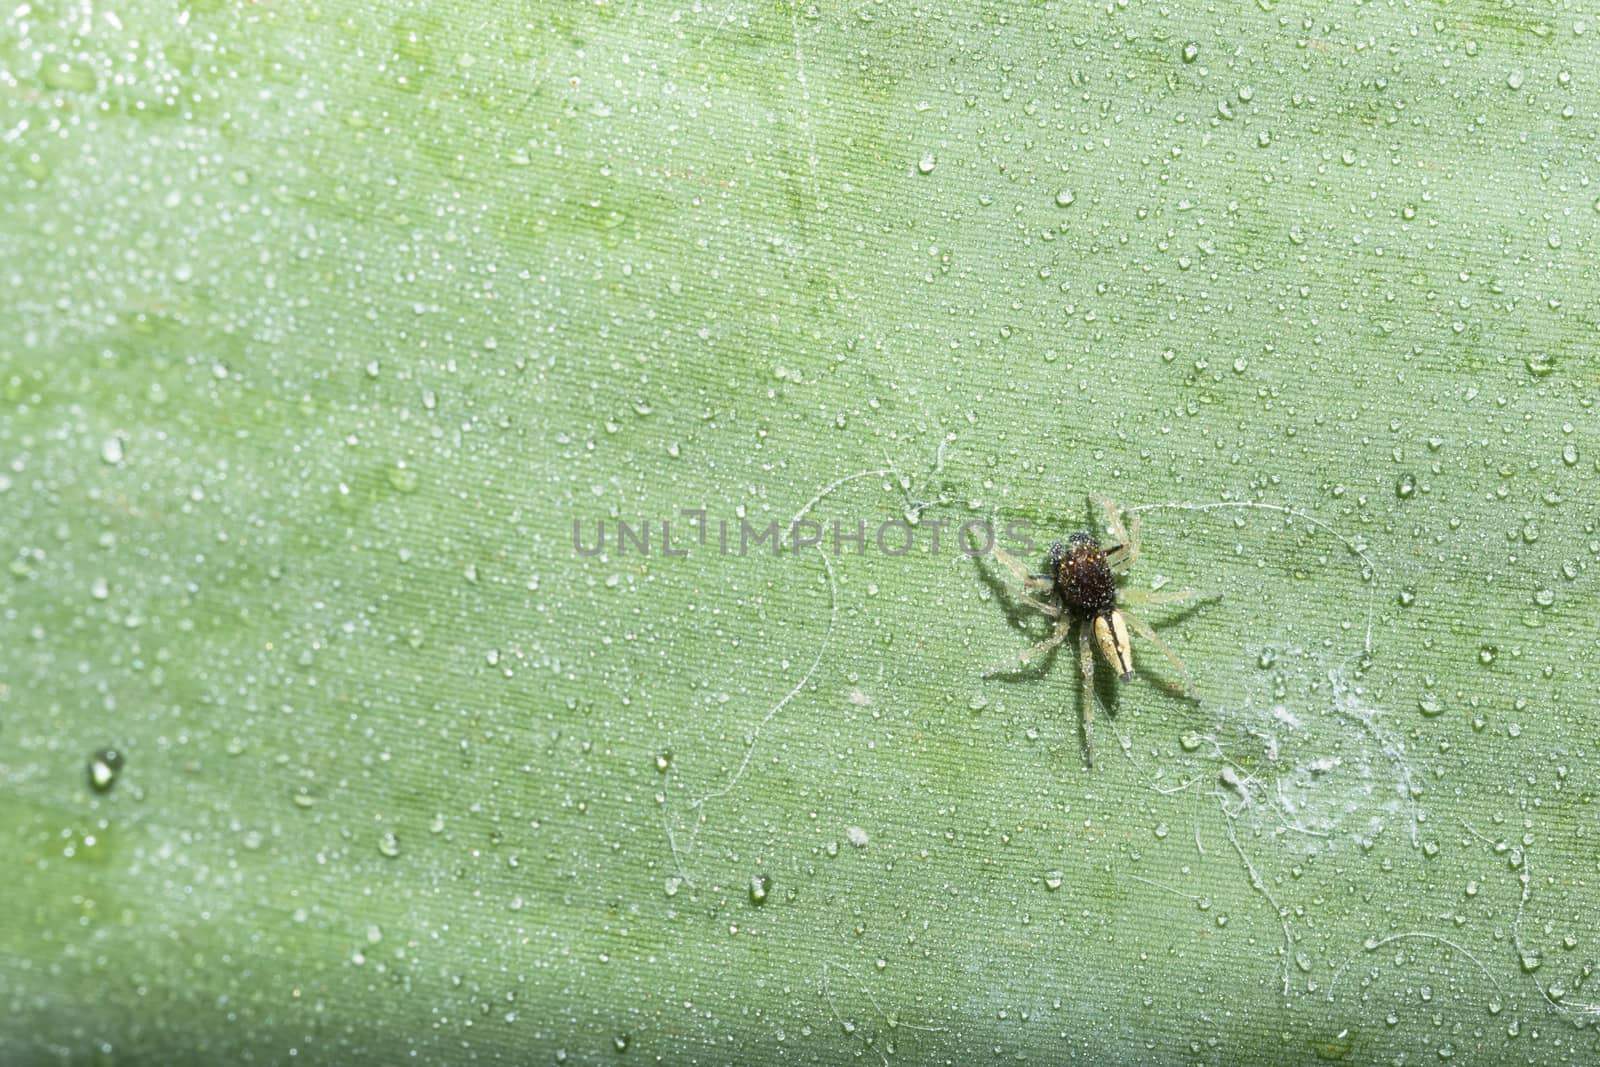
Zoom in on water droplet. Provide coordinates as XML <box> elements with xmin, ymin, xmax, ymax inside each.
<box><xmin>1044</xmin><ymin>870</ymin><xmax>1064</xmax><ymax>891</ymax></box>
<box><xmin>1562</xmin><ymin>444</ymin><xmax>1578</xmax><ymax>466</ymax></box>
<box><xmin>1533</xmin><ymin>589</ymin><xmax>1555</xmax><ymax>608</ymax></box>
<box><xmin>663</xmin><ymin>877</ymin><xmax>681</xmax><ymax>897</ymax></box>
<box><xmin>1398</xmin><ymin>589</ymin><xmax>1416</xmax><ymax>607</ymax></box>
<box><xmin>917</xmin><ymin>153</ymin><xmax>936</xmax><ymax>174</ymax></box>
<box><xmin>1418</xmin><ymin>697</ymin><xmax>1443</xmax><ymax>717</ymax></box>
<box><xmin>1054</xmin><ymin>189</ymin><xmax>1076</xmax><ymax>208</ymax></box>
<box><xmin>100</xmin><ymin>436</ymin><xmax>125</xmax><ymax>465</ymax></box>
<box><xmin>388</xmin><ymin>464</ymin><xmax>419</xmax><ymax>493</ymax></box>
<box><xmin>1181</xmin><ymin>41</ymin><xmax>1200</xmax><ymax>63</ymax></box>
<box><xmin>1478</xmin><ymin>646</ymin><xmax>1497</xmax><ymax>665</ymax></box>
<box><xmin>87</xmin><ymin>748</ymin><xmax>124</xmax><ymax>792</ymax></box>
<box><xmin>1396</xmin><ymin>473</ymin><xmax>1416</xmax><ymax>499</ymax></box>
<box><xmin>749</xmin><ymin>873</ymin><xmax>771</xmax><ymax>904</ymax></box>
<box><xmin>1179</xmin><ymin>732</ymin><xmax>1203</xmax><ymax>751</ymax></box>
<box><xmin>378</xmin><ymin>831</ymin><xmax>402</xmax><ymax>858</ymax></box>
<box><xmin>1257</xmin><ymin>649</ymin><xmax>1277</xmax><ymax>669</ymax></box>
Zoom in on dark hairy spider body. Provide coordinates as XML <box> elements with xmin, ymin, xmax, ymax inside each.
<box><xmin>1050</xmin><ymin>532</ymin><xmax>1134</xmax><ymax>683</ymax></box>
<box><xmin>1051</xmin><ymin>533</ymin><xmax>1119</xmax><ymax>618</ymax></box>
<box><xmin>982</xmin><ymin>496</ymin><xmax>1210</xmax><ymax>767</ymax></box>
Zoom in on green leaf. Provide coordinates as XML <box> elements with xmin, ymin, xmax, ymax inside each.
<box><xmin>4</xmin><ymin>2</ymin><xmax>1597</xmax><ymax>1063</ymax></box>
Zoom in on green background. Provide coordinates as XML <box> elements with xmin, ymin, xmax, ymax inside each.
<box><xmin>3</xmin><ymin>1</ymin><xmax>1598</xmax><ymax>1063</ymax></box>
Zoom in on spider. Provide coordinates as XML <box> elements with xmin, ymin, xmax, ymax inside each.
<box><xmin>983</xmin><ymin>495</ymin><xmax>1209</xmax><ymax>767</ymax></box>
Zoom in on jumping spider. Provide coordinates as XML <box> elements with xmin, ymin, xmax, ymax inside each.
<box><xmin>984</xmin><ymin>495</ymin><xmax>1209</xmax><ymax>767</ymax></box>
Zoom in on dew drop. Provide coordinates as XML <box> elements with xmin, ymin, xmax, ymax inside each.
<box><xmin>749</xmin><ymin>873</ymin><xmax>771</xmax><ymax>905</ymax></box>
<box><xmin>388</xmin><ymin>464</ymin><xmax>419</xmax><ymax>493</ymax></box>
<box><xmin>87</xmin><ymin>748</ymin><xmax>124</xmax><ymax>793</ymax></box>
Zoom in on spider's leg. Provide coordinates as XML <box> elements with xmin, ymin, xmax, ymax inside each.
<box><xmin>1120</xmin><ymin>587</ymin><xmax>1209</xmax><ymax>607</ymax></box>
<box><xmin>1091</xmin><ymin>495</ymin><xmax>1140</xmax><ymax>572</ymax></box>
<box><xmin>1076</xmin><ymin>622</ymin><xmax>1096</xmax><ymax>769</ymax></box>
<box><xmin>990</xmin><ymin>542</ymin><xmax>1059</xmax><ymax>616</ymax></box>
<box><xmin>1121</xmin><ymin>606</ymin><xmax>1196</xmax><ymax>699</ymax></box>
<box><xmin>982</xmin><ymin>614</ymin><xmax>1071</xmax><ymax>677</ymax></box>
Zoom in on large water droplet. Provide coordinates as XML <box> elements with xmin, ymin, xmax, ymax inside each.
<box><xmin>87</xmin><ymin>748</ymin><xmax>124</xmax><ymax>792</ymax></box>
